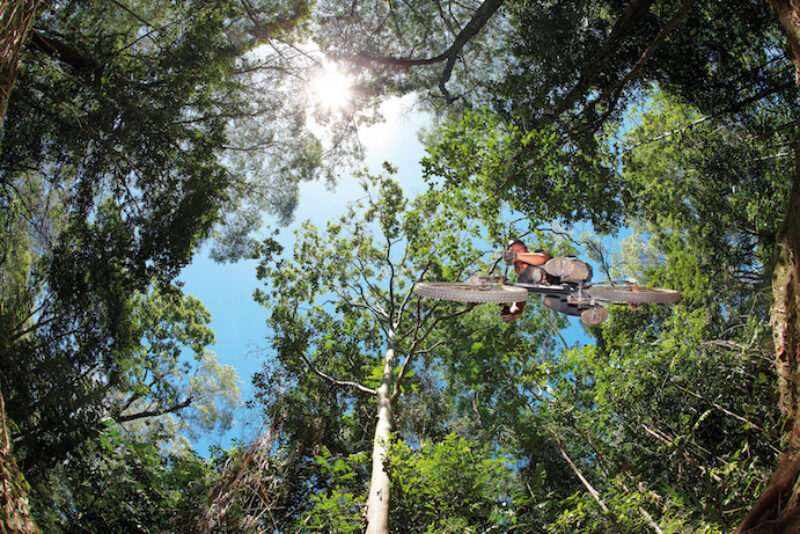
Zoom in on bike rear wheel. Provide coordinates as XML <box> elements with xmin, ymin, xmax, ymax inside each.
<box><xmin>414</xmin><ymin>282</ymin><xmax>529</xmax><ymax>304</ymax></box>
<box><xmin>586</xmin><ymin>286</ymin><xmax>680</xmax><ymax>305</ymax></box>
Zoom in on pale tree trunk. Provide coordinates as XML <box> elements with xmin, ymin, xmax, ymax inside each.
<box><xmin>365</xmin><ymin>332</ymin><xmax>396</xmax><ymax>534</ymax></box>
<box><xmin>1</xmin><ymin>2</ymin><xmax>42</xmax><ymax>533</ymax></box>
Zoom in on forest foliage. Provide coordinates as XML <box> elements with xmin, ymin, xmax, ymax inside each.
<box><xmin>1</xmin><ymin>0</ymin><xmax>799</xmax><ymax>533</ymax></box>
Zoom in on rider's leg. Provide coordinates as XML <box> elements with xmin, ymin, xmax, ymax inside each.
<box><xmin>517</xmin><ymin>264</ymin><xmax>548</xmax><ymax>284</ymax></box>
<box><xmin>499</xmin><ymin>240</ymin><xmax>549</xmax><ymax>322</ymax></box>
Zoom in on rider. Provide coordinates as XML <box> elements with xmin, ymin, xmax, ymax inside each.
<box><xmin>499</xmin><ymin>239</ymin><xmax>592</xmax><ymax>322</ymax></box>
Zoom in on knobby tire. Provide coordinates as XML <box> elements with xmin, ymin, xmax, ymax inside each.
<box><xmin>586</xmin><ymin>286</ymin><xmax>680</xmax><ymax>305</ymax></box>
<box><xmin>414</xmin><ymin>282</ymin><xmax>529</xmax><ymax>304</ymax></box>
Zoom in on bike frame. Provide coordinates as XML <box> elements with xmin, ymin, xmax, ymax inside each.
<box><xmin>492</xmin><ymin>240</ymin><xmax>644</xmax><ymax>306</ymax></box>
<box><xmin>510</xmin><ymin>278</ymin><xmax>641</xmax><ymax>304</ymax></box>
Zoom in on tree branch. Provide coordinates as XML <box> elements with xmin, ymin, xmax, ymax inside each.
<box><xmin>395</xmin><ymin>258</ymin><xmax>433</xmax><ymax>330</ymax></box>
<box><xmin>575</xmin><ymin>0</ymin><xmax>696</xmax><ymax>137</ymax></box>
<box><xmin>114</xmin><ymin>395</ymin><xmax>193</xmax><ymax>423</ymax></box>
<box><xmin>118</xmin><ymin>391</ymin><xmax>144</xmax><ymax>415</ymax></box>
<box><xmin>356</xmin><ymin>0</ymin><xmax>505</xmax><ymax>102</ymax></box>
<box><xmin>547</xmin><ymin>425</ymin><xmax>619</xmax><ymax>523</ymax></box>
<box><xmin>335</xmin><ymin>286</ymin><xmax>389</xmax><ymax>322</ymax></box>
<box><xmin>29</xmin><ymin>31</ymin><xmax>101</xmax><ymax>73</ymax></box>
<box><xmin>670</xmin><ymin>380</ymin><xmax>773</xmax><ymax>436</ymax></box>
<box><xmin>619</xmin><ymin>81</ymin><xmax>794</xmax><ymax>152</ymax></box>
<box><xmin>515</xmin><ymin>373</ymin><xmax>623</xmax><ymax>530</ymax></box>
<box><xmin>765</xmin><ymin>0</ymin><xmax>800</xmax><ymax>84</ymax></box>
<box><xmin>9</xmin><ymin>298</ymin><xmax>54</xmax><ymax>342</ymax></box>
<box><xmin>639</xmin><ymin>422</ymin><xmax>724</xmax><ymax>483</ymax></box>
<box><xmin>498</xmin><ymin>68</ymin><xmax>791</xmax><ymax>196</ymax></box>
<box><xmin>353</xmin><ymin>255</ymin><xmax>388</xmax><ymax>307</ymax></box>
<box><xmin>299</xmin><ymin>352</ymin><xmax>377</xmax><ymax>396</ymax></box>
<box><xmin>391</xmin><ymin>304</ymin><xmax>475</xmax><ymax>402</ymax></box>
<box><xmin>551</xmin><ymin>0</ymin><xmax>655</xmax><ymax>120</ymax></box>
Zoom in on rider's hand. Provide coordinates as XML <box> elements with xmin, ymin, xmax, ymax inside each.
<box><xmin>502</xmin><ymin>248</ymin><xmax>517</xmax><ymax>265</ymax></box>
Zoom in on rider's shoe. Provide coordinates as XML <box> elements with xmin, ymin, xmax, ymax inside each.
<box><xmin>580</xmin><ymin>306</ymin><xmax>608</xmax><ymax>326</ymax></box>
<box><xmin>499</xmin><ymin>302</ymin><xmax>524</xmax><ymax>322</ymax></box>
<box><xmin>544</xmin><ymin>256</ymin><xmax>592</xmax><ymax>283</ymax></box>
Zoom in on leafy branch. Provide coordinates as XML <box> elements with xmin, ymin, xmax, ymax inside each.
<box><xmin>355</xmin><ymin>0</ymin><xmax>505</xmax><ymax>102</ymax></box>
<box><xmin>299</xmin><ymin>352</ymin><xmax>378</xmax><ymax>396</ymax></box>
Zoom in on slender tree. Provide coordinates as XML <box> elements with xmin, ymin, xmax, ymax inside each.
<box><xmin>254</xmin><ymin>168</ymin><xmax>501</xmax><ymax>532</ymax></box>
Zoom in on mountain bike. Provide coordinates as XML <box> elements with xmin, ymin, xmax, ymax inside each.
<box><xmin>413</xmin><ymin>240</ymin><xmax>680</xmax><ymax>326</ymax></box>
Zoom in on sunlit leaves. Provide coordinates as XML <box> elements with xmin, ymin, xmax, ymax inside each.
<box><xmin>387</xmin><ymin>433</ymin><xmax>523</xmax><ymax>533</ymax></box>
<box><xmin>421</xmin><ymin>109</ymin><xmax>621</xmax><ymax>239</ymax></box>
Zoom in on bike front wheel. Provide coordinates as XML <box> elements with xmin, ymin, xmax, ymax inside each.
<box><xmin>586</xmin><ymin>286</ymin><xmax>681</xmax><ymax>305</ymax></box>
<box><xmin>414</xmin><ymin>282</ymin><xmax>529</xmax><ymax>304</ymax></box>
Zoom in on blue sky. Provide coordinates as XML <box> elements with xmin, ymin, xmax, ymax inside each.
<box><xmin>180</xmin><ymin>95</ymin><xmax>433</xmax><ymax>453</ymax></box>
<box><xmin>179</xmin><ymin>93</ymin><xmax>611</xmax><ymax>455</ymax></box>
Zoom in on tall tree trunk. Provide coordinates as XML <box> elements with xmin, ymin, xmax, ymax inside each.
<box><xmin>1</xmin><ymin>391</ymin><xmax>39</xmax><ymax>534</ymax></box>
<box><xmin>767</xmin><ymin>0</ymin><xmax>800</xmax><ymax>84</ymax></box>
<box><xmin>0</xmin><ymin>0</ymin><xmax>40</xmax><ymax>150</ymax></box>
<box><xmin>365</xmin><ymin>333</ymin><xmax>396</xmax><ymax>534</ymax></box>
<box><xmin>0</xmin><ymin>2</ymin><xmax>42</xmax><ymax>533</ymax></box>
<box><xmin>736</xmin><ymin>3</ymin><xmax>800</xmax><ymax>533</ymax></box>
<box><xmin>737</xmin><ymin>141</ymin><xmax>800</xmax><ymax>534</ymax></box>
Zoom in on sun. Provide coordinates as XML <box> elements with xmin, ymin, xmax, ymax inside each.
<box><xmin>311</xmin><ymin>61</ymin><xmax>354</xmax><ymax>111</ymax></box>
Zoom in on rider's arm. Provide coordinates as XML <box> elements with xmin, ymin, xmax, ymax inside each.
<box><xmin>504</xmin><ymin>240</ymin><xmax>550</xmax><ymax>272</ymax></box>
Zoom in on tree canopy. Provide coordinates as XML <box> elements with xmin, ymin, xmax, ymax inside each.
<box><xmin>2</xmin><ymin>0</ymin><xmax>800</xmax><ymax>533</ymax></box>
